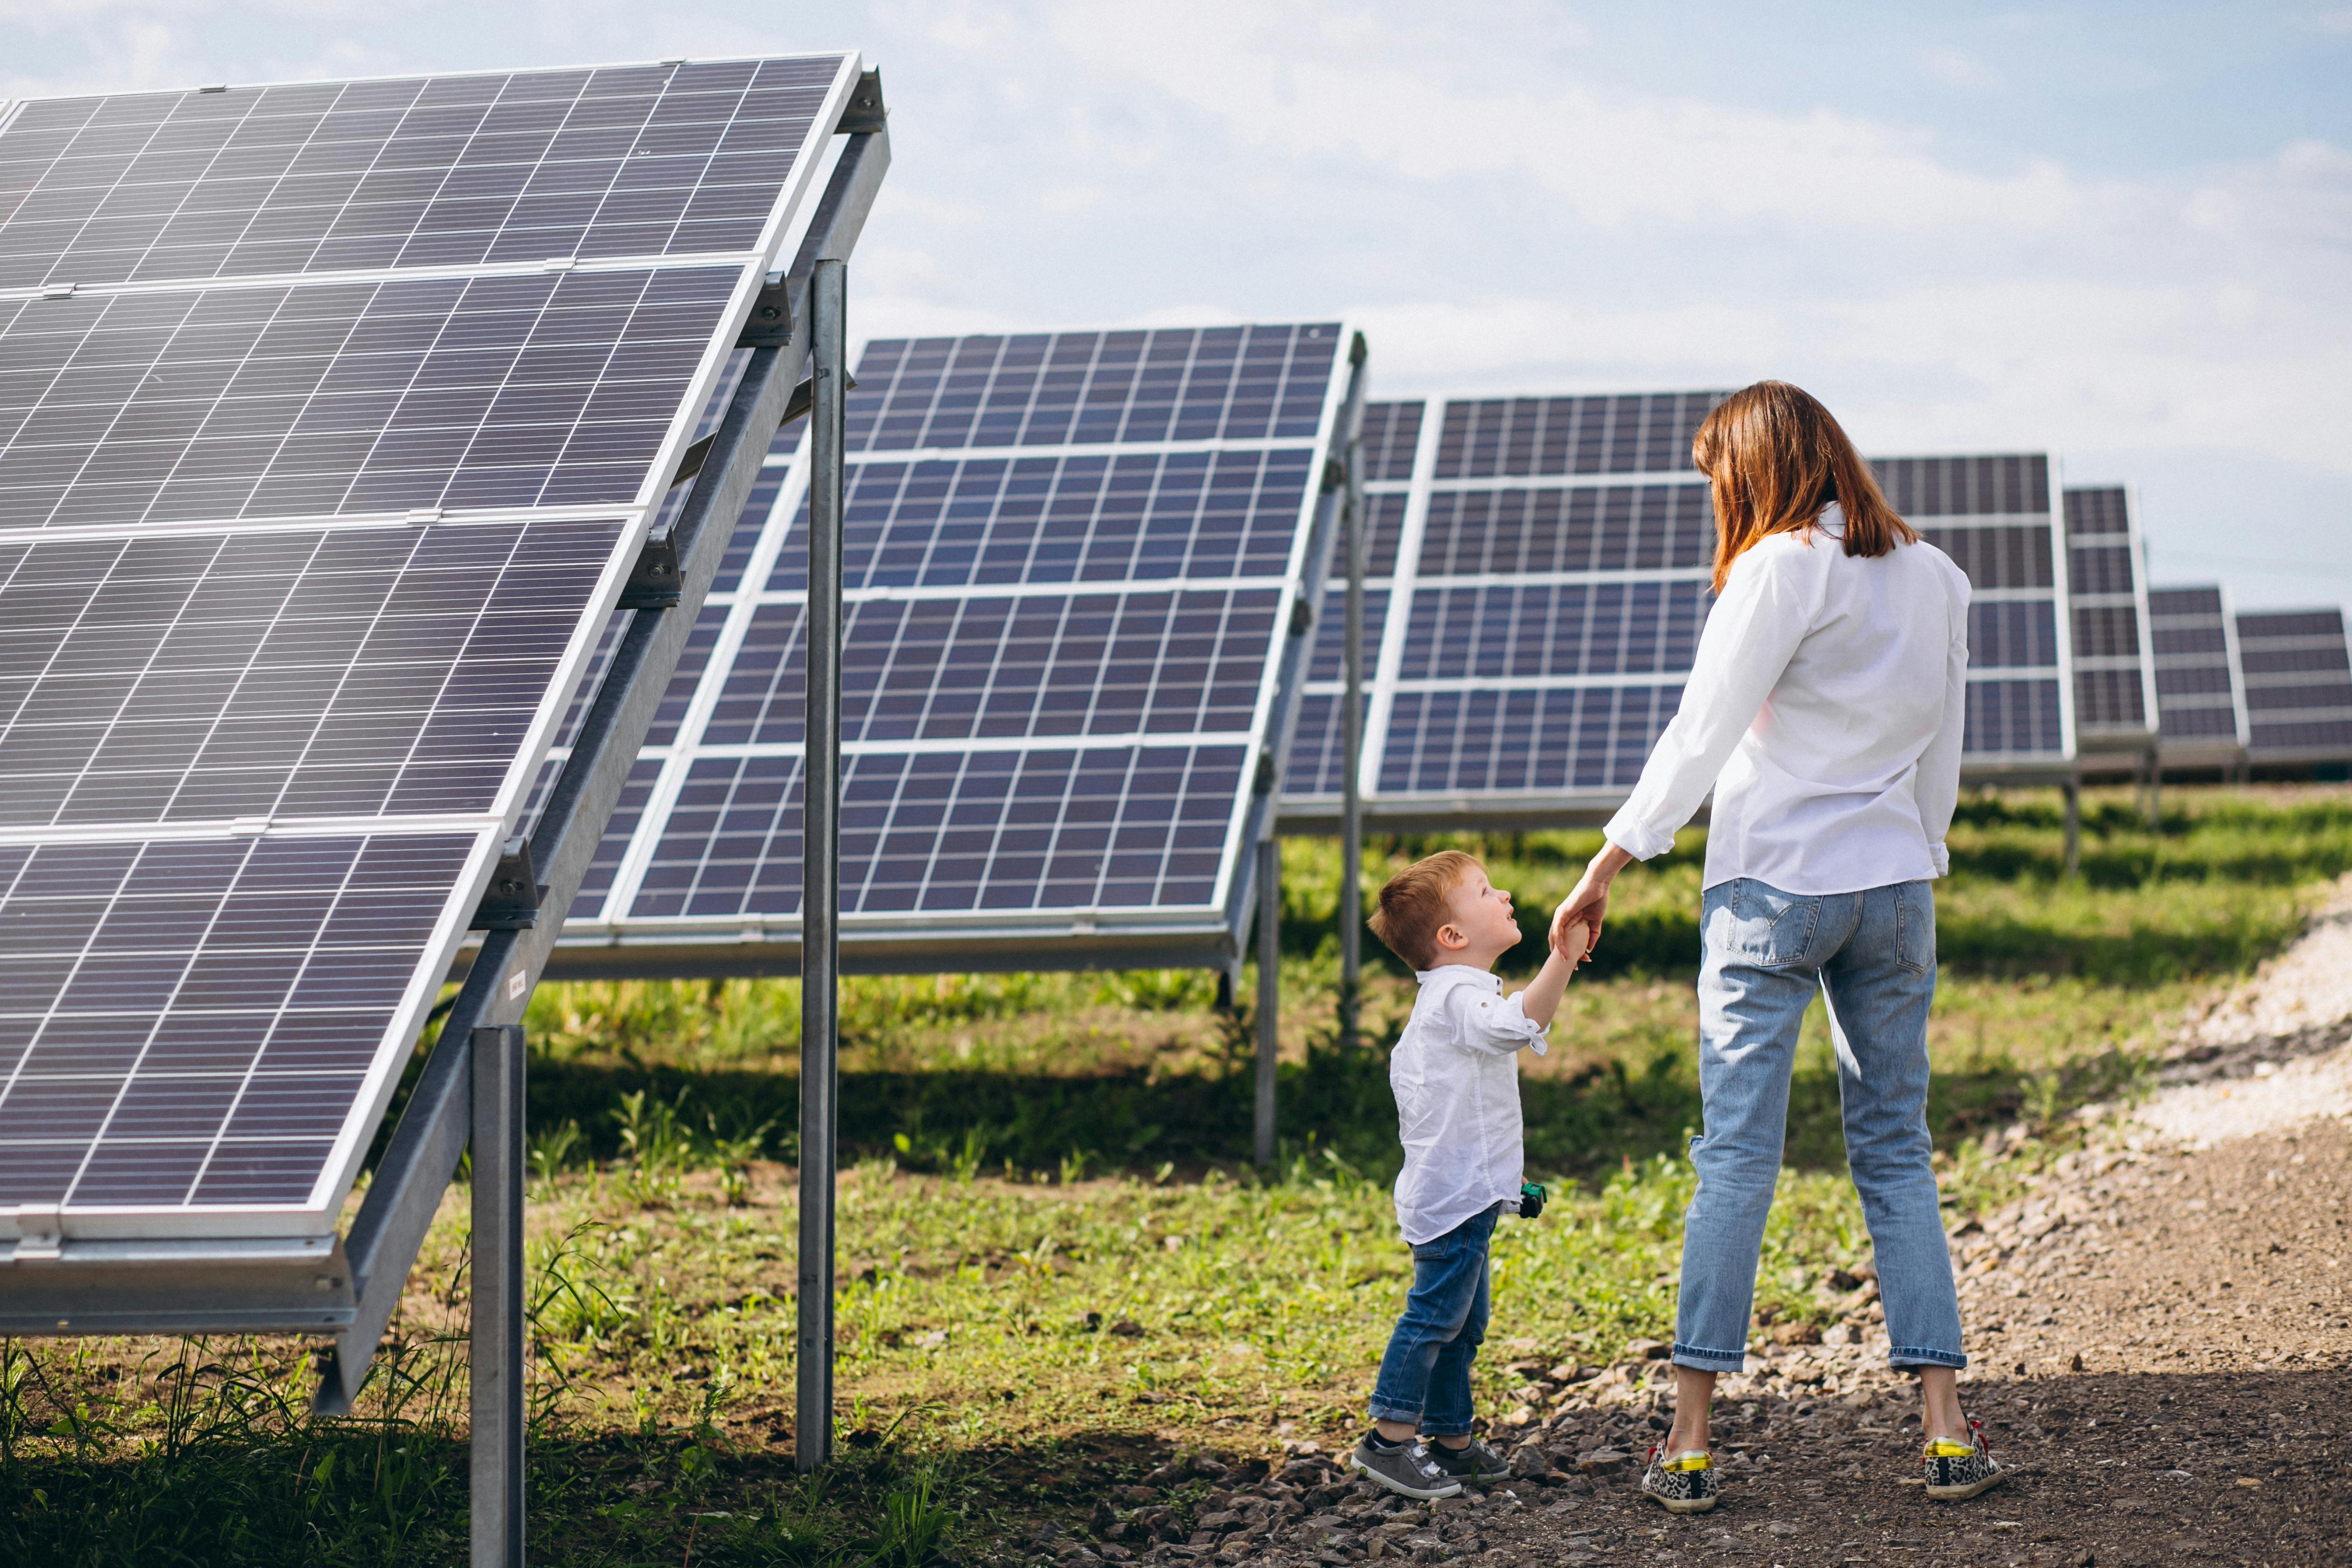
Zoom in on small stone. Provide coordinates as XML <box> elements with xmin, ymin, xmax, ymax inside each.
<box><xmin>1111</xmin><ymin>1318</ymin><xmax>1147</xmax><ymax>1337</ymax></box>
<box><xmin>1576</xmin><ymin>1448</ymin><xmax>1630</xmax><ymax>1475</ymax></box>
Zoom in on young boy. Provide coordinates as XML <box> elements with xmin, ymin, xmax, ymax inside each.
<box><xmin>1350</xmin><ymin>851</ymin><xmax>1589</xmax><ymax>1499</ymax></box>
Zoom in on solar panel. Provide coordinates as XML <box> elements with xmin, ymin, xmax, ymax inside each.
<box><xmin>2060</xmin><ymin>486</ymin><xmax>2159</xmax><ymax>766</ymax></box>
<box><xmin>2234</xmin><ymin>606</ymin><xmax>2352</xmax><ymax>766</ymax></box>
<box><xmin>2146</xmin><ymin>584</ymin><xmax>2250</xmax><ymax>766</ymax></box>
<box><xmin>546</xmin><ymin>322</ymin><xmax>1360</xmax><ymax>974</ymax></box>
<box><xmin>1281</xmin><ymin>394</ymin><xmax>2076</xmax><ymax>829</ymax></box>
<box><xmin>0</xmin><ymin>54</ymin><xmax>865</xmax><ymax>1241</ymax></box>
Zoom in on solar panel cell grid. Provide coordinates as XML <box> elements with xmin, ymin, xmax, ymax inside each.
<box><xmin>758</xmin><ymin>450</ymin><xmax>1310</xmax><ymax>595</ymax></box>
<box><xmin>630</xmin><ymin>744</ymin><xmax>1247</xmax><ymax>919</ymax></box>
<box><xmin>701</xmin><ymin>590</ymin><xmax>1281</xmax><ymax>748</ymax></box>
<box><xmin>1416</xmin><ymin>483</ymin><xmax>1714</xmax><ymax>576</ymax></box>
<box><xmin>0</xmin><ymin>59</ymin><xmax>846</xmax><ymax>289</ymax></box>
<box><xmin>1964</xmin><ymin>679</ymin><xmax>2066</xmax><ymax>756</ymax></box>
<box><xmin>1360</xmin><ymin>399</ymin><xmax>1423</xmax><ymax>483</ymax></box>
<box><xmin>1398</xmin><ymin>580</ymin><xmax>1708</xmax><ymax>681</ymax></box>
<box><xmin>1872</xmin><ymin>455</ymin><xmax>2051</xmax><ymax>517</ymax></box>
<box><xmin>0</xmin><ymin>828</ymin><xmax>480</xmax><ymax>1208</ymax></box>
<box><xmin>1380</xmin><ymin>685</ymin><xmax>1682</xmax><ymax>794</ymax></box>
<box><xmin>842</xmin><ymin>325</ymin><xmax>1340</xmax><ymax>452</ymax></box>
<box><xmin>1918</xmin><ymin>525</ymin><xmax>2053</xmax><ymax>591</ymax></box>
<box><xmin>0</xmin><ymin>266</ymin><xmax>738</xmax><ymax>529</ymax></box>
<box><xmin>0</xmin><ymin>517</ymin><xmax>622</xmax><ymax>828</ymax></box>
<box><xmin>1433</xmin><ymin>392</ymin><xmax>1723</xmax><ymax>479</ymax></box>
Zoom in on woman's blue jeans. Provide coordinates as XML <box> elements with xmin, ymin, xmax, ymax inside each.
<box><xmin>1367</xmin><ymin>1204</ymin><xmax>1498</xmax><ymax>1435</ymax></box>
<box><xmin>1673</xmin><ymin>877</ymin><xmax>1966</xmax><ymax>1372</ymax></box>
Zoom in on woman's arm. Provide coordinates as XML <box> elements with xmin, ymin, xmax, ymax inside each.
<box><xmin>1601</xmin><ymin>542</ymin><xmax>1817</xmax><ymax>864</ymax></box>
<box><xmin>1913</xmin><ymin>580</ymin><xmax>1971</xmax><ymax>875</ymax></box>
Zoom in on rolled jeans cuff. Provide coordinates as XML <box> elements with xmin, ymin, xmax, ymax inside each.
<box><xmin>1887</xmin><ymin>1346</ymin><xmax>1967</xmax><ymax>1370</ymax></box>
<box><xmin>1365</xmin><ymin>1398</ymin><xmax>1426</xmax><ymax>1424</ymax></box>
<box><xmin>1670</xmin><ymin>1341</ymin><xmax>1747</xmax><ymax>1372</ymax></box>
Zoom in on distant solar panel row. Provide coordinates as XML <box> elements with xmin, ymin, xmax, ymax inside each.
<box><xmin>1283</xmin><ymin>394</ymin><xmax>2076</xmax><ymax>826</ymax></box>
<box><xmin>0</xmin><ymin>54</ymin><xmax>861</xmax><ymax>1237</ymax></box>
<box><xmin>2235</xmin><ymin>608</ymin><xmax>2352</xmax><ymax>764</ymax></box>
<box><xmin>2060</xmin><ymin>486</ymin><xmax>2157</xmax><ymax>751</ymax></box>
<box><xmin>2146</xmin><ymin>585</ymin><xmax>2249</xmax><ymax>758</ymax></box>
<box><xmin>549</xmin><ymin>323</ymin><xmax>1351</xmax><ymax>971</ymax></box>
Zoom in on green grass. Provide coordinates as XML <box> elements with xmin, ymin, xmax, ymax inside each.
<box><xmin>5</xmin><ymin>785</ymin><xmax>2349</xmax><ymax>1564</ymax></box>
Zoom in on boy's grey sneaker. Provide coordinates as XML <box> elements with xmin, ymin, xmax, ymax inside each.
<box><xmin>1639</xmin><ymin>1445</ymin><xmax>1719</xmax><ymax>1512</ymax></box>
<box><xmin>1348</xmin><ymin>1435</ymin><xmax>1464</xmax><ymax>1500</ymax></box>
<box><xmin>1425</xmin><ymin>1437</ymin><xmax>1510</xmax><ymax>1483</ymax></box>
<box><xmin>1922</xmin><ymin>1421</ymin><xmax>2005</xmax><ymax>1501</ymax></box>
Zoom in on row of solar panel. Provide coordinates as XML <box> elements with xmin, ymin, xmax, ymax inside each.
<box><xmin>0</xmin><ymin>56</ymin><xmax>867</xmax><ymax>1231</ymax></box>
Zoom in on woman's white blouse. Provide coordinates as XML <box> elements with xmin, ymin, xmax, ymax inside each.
<box><xmin>1604</xmin><ymin>509</ymin><xmax>1971</xmax><ymax>895</ymax></box>
<box><xmin>1388</xmin><ymin>966</ymin><xmax>1548</xmax><ymax>1245</ymax></box>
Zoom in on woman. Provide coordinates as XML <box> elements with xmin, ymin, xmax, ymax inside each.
<box><xmin>1548</xmin><ymin>381</ymin><xmax>2001</xmax><ymax>1512</ymax></box>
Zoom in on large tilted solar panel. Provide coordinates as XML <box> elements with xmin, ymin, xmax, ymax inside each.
<box><xmin>2235</xmin><ymin>607</ymin><xmax>2352</xmax><ymax>766</ymax></box>
<box><xmin>0</xmin><ymin>54</ymin><xmax>864</xmax><ymax>1241</ymax></box>
<box><xmin>1282</xmin><ymin>393</ymin><xmax>2074</xmax><ymax>827</ymax></box>
<box><xmin>2146</xmin><ymin>585</ymin><xmax>2249</xmax><ymax>765</ymax></box>
<box><xmin>2061</xmin><ymin>486</ymin><xmax>2158</xmax><ymax>762</ymax></box>
<box><xmin>548</xmin><ymin>322</ymin><xmax>1356</xmax><ymax>974</ymax></box>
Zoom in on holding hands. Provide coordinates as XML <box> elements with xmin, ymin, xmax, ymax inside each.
<box><xmin>1552</xmin><ymin>841</ymin><xmax>1636</xmax><ymax>963</ymax></box>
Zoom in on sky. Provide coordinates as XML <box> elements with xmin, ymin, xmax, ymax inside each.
<box><xmin>5</xmin><ymin>1</ymin><xmax>2349</xmax><ymax>608</ymax></box>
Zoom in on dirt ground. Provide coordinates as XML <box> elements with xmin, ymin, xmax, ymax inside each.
<box><xmin>1049</xmin><ymin>1085</ymin><xmax>2352</xmax><ymax>1568</ymax></box>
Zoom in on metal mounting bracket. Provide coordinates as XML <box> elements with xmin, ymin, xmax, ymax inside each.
<box><xmin>469</xmin><ymin>837</ymin><xmax>545</xmax><ymax>931</ymax></box>
<box><xmin>738</xmin><ymin>273</ymin><xmax>795</xmax><ymax>347</ymax></box>
<box><xmin>837</xmin><ymin>67</ymin><xmax>887</xmax><ymax>133</ymax></box>
<box><xmin>619</xmin><ymin>528</ymin><xmax>681</xmax><ymax>609</ymax></box>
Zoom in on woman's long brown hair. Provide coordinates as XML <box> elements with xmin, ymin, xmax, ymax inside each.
<box><xmin>1694</xmin><ymin>380</ymin><xmax>1917</xmax><ymax>595</ymax></box>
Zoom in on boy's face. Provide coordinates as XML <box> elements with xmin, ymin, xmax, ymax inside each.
<box><xmin>1435</xmin><ymin>866</ymin><xmax>1521</xmax><ymax>962</ymax></box>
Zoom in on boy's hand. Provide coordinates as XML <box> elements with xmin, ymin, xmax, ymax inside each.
<box><xmin>1556</xmin><ymin>917</ymin><xmax>1592</xmax><ymax>966</ymax></box>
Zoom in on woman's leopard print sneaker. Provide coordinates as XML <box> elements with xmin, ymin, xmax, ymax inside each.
<box><xmin>1640</xmin><ymin>1445</ymin><xmax>1718</xmax><ymax>1512</ymax></box>
<box><xmin>1922</xmin><ymin>1420</ymin><xmax>2006</xmax><ymax>1501</ymax></box>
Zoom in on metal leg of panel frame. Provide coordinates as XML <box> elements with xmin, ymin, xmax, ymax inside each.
<box><xmin>797</xmin><ymin>255</ymin><xmax>847</xmax><ymax>1474</ymax></box>
<box><xmin>1338</xmin><ymin>428</ymin><xmax>1365</xmax><ymax>1056</ymax></box>
<box><xmin>471</xmin><ymin>1023</ymin><xmax>525</xmax><ymax>1568</ymax></box>
<box><xmin>2061</xmin><ymin>780</ymin><xmax>2082</xmax><ymax>878</ymax></box>
<box><xmin>2145</xmin><ymin>746</ymin><xmax>2162</xmax><ymax>828</ymax></box>
<box><xmin>1255</xmin><ymin>837</ymin><xmax>1280</xmax><ymax>1168</ymax></box>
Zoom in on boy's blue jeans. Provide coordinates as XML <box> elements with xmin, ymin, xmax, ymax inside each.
<box><xmin>1673</xmin><ymin>877</ymin><xmax>1967</xmax><ymax>1373</ymax></box>
<box><xmin>1367</xmin><ymin>1204</ymin><xmax>1501</xmax><ymax>1436</ymax></box>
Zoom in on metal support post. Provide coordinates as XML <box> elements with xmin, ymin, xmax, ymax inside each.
<box><xmin>796</xmin><ymin>255</ymin><xmax>847</xmax><ymax>1473</ymax></box>
<box><xmin>1338</xmin><ymin>412</ymin><xmax>1365</xmax><ymax>1055</ymax></box>
<box><xmin>2061</xmin><ymin>779</ymin><xmax>2082</xmax><ymax>877</ymax></box>
<box><xmin>1255</xmin><ymin>837</ymin><xmax>1281</xmax><ymax>1168</ymax></box>
<box><xmin>470</xmin><ymin>1024</ymin><xmax>525</xmax><ymax>1568</ymax></box>
<box><xmin>2144</xmin><ymin>746</ymin><xmax>2161</xmax><ymax>828</ymax></box>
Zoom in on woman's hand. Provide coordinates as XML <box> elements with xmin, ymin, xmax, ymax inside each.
<box><xmin>1553</xmin><ymin>843</ymin><xmax>1635</xmax><ymax>958</ymax></box>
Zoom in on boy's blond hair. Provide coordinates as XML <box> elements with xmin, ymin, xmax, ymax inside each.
<box><xmin>1368</xmin><ymin>850</ymin><xmax>1482</xmax><ymax>970</ymax></box>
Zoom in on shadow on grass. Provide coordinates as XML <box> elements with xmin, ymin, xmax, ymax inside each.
<box><xmin>517</xmin><ymin>1030</ymin><xmax>2146</xmax><ymax>1187</ymax></box>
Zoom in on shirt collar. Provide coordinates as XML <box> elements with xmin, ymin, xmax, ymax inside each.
<box><xmin>1816</xmin><ymin>500</ymin><xmax>1847</xmax><ymax>538</ymax></box>
<box><xmin>1414</xmin><ymin>964</ymin><xmax>1501</xmax><ymax>989</ymax></box>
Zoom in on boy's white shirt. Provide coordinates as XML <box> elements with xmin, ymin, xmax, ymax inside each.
<box><xmin>1389</xmin><ymin>964</ymin><xmax>1548</xmax><ymax>1245</ymax></box>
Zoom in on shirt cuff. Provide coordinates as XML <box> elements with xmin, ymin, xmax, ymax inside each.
<box><xmin>1600</xmin><ymin>806</ymin><xmax>1673</xmax><ymax>863</ymax></box>
<box><xmin>1495</xmin><ymin>993</ymin><xmax>1550</xmax><ymax>1056</ymax></box>
<box><xmin>1928</xmin><ymin>840</ymin><xmax>1950</xmax><ymax>877</ymax></box>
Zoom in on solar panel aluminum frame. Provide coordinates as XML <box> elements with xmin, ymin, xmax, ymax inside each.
<box><xmin>0</xmin><ymin>57</ymin><xmax>881</xmax><ymax>1329</ymax></box>
<box><xmin>2065</xmin><ymin>483</ymin><xmax>2161</xmax><ymax>777</ymax></box>
<box><xmin>536</xmin><ymin>325</ymin><xmax>1371</xmax><ymax>978</ymax></box>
